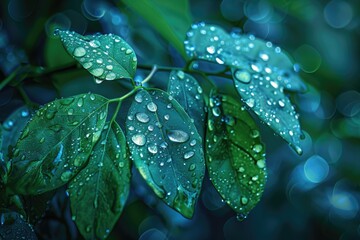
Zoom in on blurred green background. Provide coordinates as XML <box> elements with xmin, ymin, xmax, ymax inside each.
<box><xmin>1</xmin><ymin>0</ymin><xmax>360</xmax><ymax>239</ymax></box>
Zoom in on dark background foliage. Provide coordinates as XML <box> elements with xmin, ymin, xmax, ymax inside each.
<box><xmin>0</xmin><ymin>0</ymin><xmax>360</xmax><ymax>239</ymax></box>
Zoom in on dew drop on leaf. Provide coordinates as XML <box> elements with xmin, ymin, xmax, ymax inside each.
<box><xmin>167</xmin><ymin>130</ymin><xmax>189</xmax><ymax>143</ymax></box>
<box><xmin>131</xmin><ymin>134</ymin><xmax>146</xmax><ymax>146</ymax></box>
<box><xmin>135</xmin><ymin>112</ymin><xmax>150</xmax><ymax>123</ymax></box>
<box><xmin>146</xmin><ymin>102</ymin><xmax>157</xmax><ymax>112</ymax></box>
<box><xmin>73</xmin><ymin>47</ymin><xmax>86</xmax><ymax>57</ymax></box>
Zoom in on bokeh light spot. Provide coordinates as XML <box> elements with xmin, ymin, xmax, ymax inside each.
<box><xmin>304</xmin><ymin>155</ymin><xmax>329</xmax><ymax>183</ymax></box>
<box><xmin>294</xmin><ymin>44</ymin><xmax>322</xmax><ymax>73</ymax></box>
<box><xmin>324</xmin><ymin>0</ymin><xmax>353</xmax><ymax>29</ymax></box>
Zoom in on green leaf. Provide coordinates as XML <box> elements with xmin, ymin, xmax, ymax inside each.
<box><xmin>68</xmin><ymin>121</ymin><xmax>130</xmax><ymax>240</ymax></box>
<box><xmin>167</xmin><ymin>70</ymin><xmax>205</xmax><ymax>137</ymax></box>
<box><xmin>1</xmin><ymin>106</ymin><xmax>32</xmax><ymax>158</ymax></box>
<box><xmin>122</xmin><ymin>0</ymin><xmax>192</xmax><ymax>58</ymax></box>
<box><xmin>57</xmin><ymin>30</ymin><xmax>137</xmax><ymax>82</ymax></box>
<box><xmin>126</xmin><ymin>89</ymin><xmax>205</xmax><ymax>218</ymax></box>
<box><xmin>185</xmin><ymin>23</ymin><xmax>304</xmax><ymax>153</ymax></box>
<box><xmin>206</xmin><ymin>92</ymin><xmax>267</xmax><ymax>219</ymax></box>
<box><xmin>184</xmin><ymin>23</ymin><xmax>307</xmax><ymax>92</ymax></box>
<box><xmin>7</xmin><ymin>93</ymin><xmax>109</xmax><ymax>195</ymax></box>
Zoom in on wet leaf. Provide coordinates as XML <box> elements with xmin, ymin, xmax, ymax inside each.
<box><xmin>68</xmin><ymin>121</ymin><xmax>130</xmax><ymax>240</ymax></box>
<box><xmin>57</xmin><ymin>30</ymin><xmax>137</xmax><ymax>81</ymax></box>
<box><xmin>167</xmin><ymin>70</ymin><xmax>205</xmax><ymax>137</ymax></box>
<box><xmin>185</xmin><ymin>23</ymin><xmax>304</xmax><ymax>153</ymax></box>
<box><xmin>206</xmin><ymin>92</ymin><xmax>267</xmax><ymax>219</ymax></box>
<box><xmin>1</xmin><ymin>106</ymin><xmax>32</xmax><ymax>159</ymax></box>
<box><xmin>122</xmin><ymin>0</ymin><xmax>192</xmax><ymax>58</ymax></box>
<box><xmin>126</xmin><ymin>89</ymin><xmax>205</xmax><ymax>218</ymax></box>
<box><xmin>7</xmin><ymin>93</ymin><xmax>109</xmax><ymax>195</ymax></box>
<box><xmin>184</xmin><ymin>23</ymin><xmax>307</xmax><ymax>92</ymax></box>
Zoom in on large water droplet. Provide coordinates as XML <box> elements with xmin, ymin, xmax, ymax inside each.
<box><xmin>177</xmin><ymin>71</ymin><xmax>185</xmax><ymax>79</ymax></box>
<box><xmin>61</xmin><ymin>170</ymin><xmax>72</xmax><ymax>182</ymax></box>
<box><xmin>136</xmin><ymin>112</ymin><xmax>150</xmax><ymax>123</ymax></box>
<box><xmin>147</xmin><ymin>144</ymin><xmax>158</xmax><ymax>154</ymax></box>
<box><xmin>131</xmin><ymin>134</ymin><xmax>146</xmax><ymax>146</ymax></box>
<box><xmin>105</xmin><ymin>72</ymin><xmax>116</xmax><ymax>80</ymax></box>
<box><xmin>45</xmin><ymin>109</ymin><xmax>57</xmax><ymax>120</ymax></box>
<box><xmin>134</xmin><ymin>93</ymin><xmax>143</xmax><ymax>103</ymax></box>
<box><xmin>259</xmin><ymin>52</ymin><xmax>269</xmax><ymax>61</ymax></box>
<box><xmin>206</xmin><ymin>45</ymin><xmax>215</xmax><ymax>54</ymax></box>
<box><xmin>167</xmin><ymin>130</ymin><xmax>189</xmax><ymax>143</ymax></box>
<box><xmin>73</xmin><ymin>47</ymin><xmax>86</xmax><ymax>57</ymax></box>
<box><xmin>234</xmin><ymin>70</ymin><xmax>251</xmax><ymax>83</ymax></box>
<box><xmin>89</xmin><ymin>40</ymin><xmax>100</xmax><ymax>48</ymax></box>
<box><xmin>256</xmin><ymin>159</ymin><xmax>266</xmax><ymax>168</ymax></box>
<box><xmin>147</xmin><ymin>102</ymin><xmax>157</xmax><ymax>112</ymax></box>
<box><xmin>241</xmin><ymin>196</ymin><xmax>248</xmax><ymax>205</ymax></box>
<box><xmin>184</xmin><ymin>151</ymin><xmax>195</xmax><ymax>160</ymax></box>
<box><xmin>77</xmin><ymin>98</ymin><xmax>84</xmax><ymax>107</ymax></box>
<box><xmin>90</xmin><ymin>68</ymin><xmax>104</xmax><ymax>77</ymax></box>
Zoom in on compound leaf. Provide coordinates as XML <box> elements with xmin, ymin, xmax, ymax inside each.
<box><xmin>57</xmin><ymin>30</ymin><xmax>137</xmax><ymax>82</ymax></box>
<box><xmin>167</xmin><ymin>70</ymin><xmax>205</xmax><ymax>137</ymax></box>
<box><xmin>7</xmin><ymin>93</ymin><xmax>109</xmax><ymax>195</ymax></box>
<box><xmin>68</xmin><ymin>121</ymin><xmax>130</xmax><ymax>240</ymax></box>
<box><xmin>206</xmin><ymin>92</ymin><xmax>267</xmax><ymax>219</ymax></box>
<box><xmin>126</xmin><ymin>89</ymin><xmax>205</xmax><ymax>218</ymax></box>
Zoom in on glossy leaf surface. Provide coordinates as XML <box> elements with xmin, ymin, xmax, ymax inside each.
<box><xmin>57</xmin><ymin>30</ymin><xmax>137</xmax><ymax>82</ymax></box>
<box><xmin>69</xmin><ymin>121</ymin><xmax>130</xmax><ymax>240</ymax></box>
<box><xmin>185</xmin><ymin>23</ymin><xmax>304</xmax><ymax>153</ymax></box>
<box><xmin>206</xmin><ymin>93</ymin><xmax>267</xmax><ymax>219</ymax></box>
<box><xmin>7</xmin><ymin>93</ymin><xmax>108</xmax><ymax>194</ymax></box>
<box><xmin>126</xmin><ymin>89</ymin><xmax>205</xmax><ymax>218</ymax></box>
<box><xmin>167</xmin><ymin>70</ymin><xmax>205</xmax><ymax>137</ymax></box>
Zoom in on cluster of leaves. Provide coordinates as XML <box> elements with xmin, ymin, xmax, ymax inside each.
<box><xmin>0</xmin><ymin>5</ymin><xmax>307</xmax><ymax>240</ymax></box>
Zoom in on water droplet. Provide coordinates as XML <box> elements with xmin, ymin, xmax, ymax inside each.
<box><xmin>135</xmin><ymin>93</ymin><xmax>143</xmax><ymax>103</ymax></box>
<box><xmin>94</xmin><ymin>78</ymin><xmax>104</xmax><ymax>84</ymax></box>
<box><xmin>73</xmin><ymin>47</ymin><xmax>86</xmax><ymax>57</ymax></box>
<box><xmin>148</xmin><ymin>144</ymin><xmax>158</xmax><ymax>154</ymax></box>
<box><xmin>89</xmin><ymin>40</ymin><xmax>100</xmax><ymax>48</ymax></box>
<box><xmin>39</xmin><ymin>137</ymin><xmax>45</xmax><ymax>143</ymax></box>
<box><xmin>61</xmin><ymin>170</ymin><xmax>72</xmax><ymax>182</ymax></box>
<box><xmin>184</xmin><ymin>151</ymin><xmax>195</xmax><ymax>160</ymax></box>
<box><xmin>256</xmin><ymin>159</ymin><xmax>266</xmax><ymax>168</ymax></box>
<box><xmin>212</xmin><ymin>107</ymin><xmax>221</xmax><ymax>117</ymax></box>
<box><xmin>164</xmin><ymin>114</ymin><xmax>170</xmax><ymax>120</ymax></box>
<box><xmin>206</xmin><ymin>45</ymin><xmax>215</xmax><ymax>54</ymax></box>
<box><xmin>259</xmin><ymin>52</ymin><xmax>269</xmax><ymax>61</ymax></box>
<box><xmin>246</xmin><ymin>98</ymin><xmax>255</xmax><ymax>108</ymax></box>
<box><xmin>96</xmin><ymin>58</ymin><xmax>103</xmax><ymax>64</ymax></box>
<box><xmin>77</xmin><ymin>98</ymin><xmax>84</xmax><ymax>107</ymax></box>
<box><xmin>270</xmin><ymin>81</ymin><xmax>279</xmax><ymax>89</ymax></box>
<box><xmin>20</xmin><ymin>127</ymin><xmax>30</xmax><ymax>140</ymax></box>
<box><xmin>21</xmin><ymin>109</ymin><xmax>29</xmax><ymax>117</ymax></box>
<box><xmin>147</xmin><ymin>102</ymin><xmax>157</xmax><ymax>112</ymax></box>
<box><xmin>131</xmin><ymin>134</ymin><xmax>146</xmax><ymax>146</ymax></box>
<box><xmin>89</xmin><ymin>94</ymin><xmax>96</xmax><ymax>100</ymax></box>
<box><xmin>190</xmin><ymin>139</ymin><xmax>196</xmax><ymax>146</ymax></box>
<box><xmin>241</xmin><ymin>196</ymin><xmax>248</xmax><ymax>205</ymax></box>
<box><xmin>148</xmin><ymin>125</ymin><xmax>154</xmax><ymax>131</ymax></box>
<box><xmin>177</xmin><ymin>71</ymin><xmax>185</xmax><ymax>79</ymax></box>
<box><xmin>278</xmin><ymin>100</ymin><xmax>285</xmax><ymax>107</ymax></box>
<box><xmin>234</xmin><ymin>70</ymin><xmax>251</xmax><ymax>83</ymax></box>
<box><xmin>3</xmin><ymin>120</ymin><xmax>14</xmax><ymax>130</ymax></box>
<box><xmin>90</xmin><ymin>68</ymin><xmax>104</xmax><ymax>77</ymax></box>
<box><xmin>167</xmin><ymin>130</ymin><xmax>189</xmax><ymax>143</ymax></box>
<box><xmin>60</xmin><ymin>97</ymin><xmax>74</xmax><ymax>105</ymax></box>
<box><xmin>253</xmin><ymin>144</ymin><xmax>263</xmax><ymax>153</ymax></box>
<box><xmin>135</xmin><ymin>112</ymin><xmax>150</xmax><ymax>123</ymax></box>
<box><xmin>105</xmin><ymin>72</ymin><xmax>116</xmax><ymax>80</ymax></box>
<box><xmin>251</xmin><ymin>63</ymin><xmax>262</xmax><ymax>72</ymax></box>
<box><xmin>45</xmin><ymin>109</ymin><xmax>57</xmax><ymax>120</ymax></box>
<box><xmin>106</xmin><ymin>65</ymin><xmax>113</xmax><ymax>70</ymax></box>
<box><xmin>250</xmin><ymin>129</ymin><xmax>260</xmax><ymax>138</ymax></box>
<box><xmin>189</xmin><ymin>163</ymin><xmax>196</xmax><ymax>171</ymax></box>
<box><xmin>215</xmin><ymin>57</ymin><xmax>224</xmax><ymax>64</ymax></box>
<box><xmin>67</xmin><ymin>108</ymin><xmax>74</xmax><ymax>115</ymax></box>
<box><xmin>125</xmin><ymin>49</ymin><xmax>133</xmax><ymax>55</ymax></box>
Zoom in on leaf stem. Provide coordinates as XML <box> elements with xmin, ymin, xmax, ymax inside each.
<box><xmin>16</xmin><ymin>85</ymin><xmax>39</xmax><ymax>109</ymax></box>
<box><xmin>141</xmin><ymin>65</ymin><xmax>158</xmax><ymax>84</ymax></box>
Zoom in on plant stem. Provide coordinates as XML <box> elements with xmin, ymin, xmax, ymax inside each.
<box><xmin>109</xmin><ymin>86</ymin><xmax>141</xmax><ymax>103</ymax></box>
<box><xmin>141</xmin><ymin>65</ymin><xmax>158</xmax><ymax>84</ymax></box>
<box><xmin>16</xmin><ymin>85</ymin><xmax>39</xmax><ymax>109</ymax></box>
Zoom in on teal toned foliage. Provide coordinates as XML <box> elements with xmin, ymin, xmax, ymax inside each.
<box><xmin>126</xmin><ymin>89</ymin><xmax>205</xmax><ymax>218</ymax></box>
<box><xmin>68</xmin><ymin>121</ymin><xmax>130</xmax><ymax>240</ymax></box>
<box><xmin>7</xmin><ymin>93</ymin><xmax>108</xmax><ymax>195</ymax></box>
<box><xmin>206</xmin><ymin>92</ymin><xmax>267</xmax><ymax>219</ymax></box>
<box><xmin>185</xmin><ymin>23</ymin><xmax>305</xmax><ymax>153</ymax></box>
<box><xmin>57</xmin><ymin>30</ymin><xmax>137</xmax><ymax>82</ymax></box>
